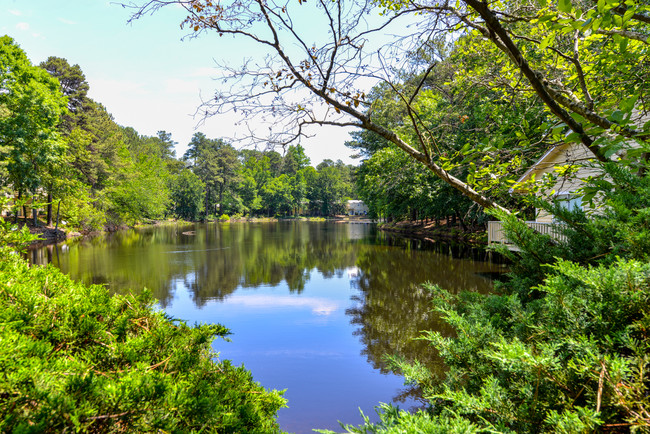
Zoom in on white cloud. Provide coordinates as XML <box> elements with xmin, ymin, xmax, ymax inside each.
<box><xmin>16</xmin><ymin>22</ymin><xmax>29</xmax><ymax>31</ymax></box>
<box><xmin>190</xmin><ymin>66</ymin><xmax>219</xmax><ymax>78</ymax></box>
<box><xmin>57</xmin><ymin>18</ymin><xmax>77</xmax><ymax>25</ymax></box>
<box><xmin>8</xmin><ymin>9</ymin><xmax>22</xmax><ymax>16</ymax></box>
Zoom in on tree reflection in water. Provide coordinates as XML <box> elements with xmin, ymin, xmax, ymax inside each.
<box><xmin>29</xmin><ymin>222</ymin><xmax>505</xmax><ymax>411</ymax></box>
<box><xmin>346</xmin><ymin>234</ymin><xmax>501</xmax><ymax>406</ymax></box>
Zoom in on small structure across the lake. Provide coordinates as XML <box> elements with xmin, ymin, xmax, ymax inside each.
<box><xmin>346</xmin><ymin>200</ymin><xmax>369</xmax><ymax>216</ymax></box>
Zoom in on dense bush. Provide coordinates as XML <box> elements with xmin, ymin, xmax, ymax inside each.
<box><xmin>0</xmin><ymin>225</ymin><xmax>286</xmax><ymax>432</ymax></box>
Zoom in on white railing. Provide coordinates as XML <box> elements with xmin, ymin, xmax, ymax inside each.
<box><xmin>488</xmin><ymin>221</ymin><xmax>567</xmax><ymax>248</ymax></box>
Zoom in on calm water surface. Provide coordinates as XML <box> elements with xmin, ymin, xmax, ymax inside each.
<box><xmin>30</xmin><ymin>221</ymin><xmax>504</xmax><ymax>433</ymax></box>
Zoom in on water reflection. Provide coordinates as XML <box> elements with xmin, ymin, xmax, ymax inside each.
<box><xmin>30</xmin><ymin>222</ymin><xmax>504</xmax><ymax>432</ymax></box>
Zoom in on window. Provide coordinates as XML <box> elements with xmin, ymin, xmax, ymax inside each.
<box><xmin>555</xmin><ymin>193</ymin><xmax>582</xmax><ymax>212</ymax></box>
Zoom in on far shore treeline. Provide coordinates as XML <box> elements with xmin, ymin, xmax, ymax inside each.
<box><xmin>0</xmin><ymin>36</ymin><xmax>358</xmax><ymax>232</ymax></box>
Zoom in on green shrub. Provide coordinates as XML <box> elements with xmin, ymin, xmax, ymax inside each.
<box><xmin>219</xmin><ymin>214</ymin><xmax>231</xmax><ymax>221</ymax></box>
<box><xmin>0</xmin><ymin>232</ymin><xmax>286</xmax><ymax>432</ymax></box>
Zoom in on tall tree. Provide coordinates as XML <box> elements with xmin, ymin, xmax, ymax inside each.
<box><xmin>39</xmin><ymin>56</ymin><xmax>89</xmax><ymax>114</ymax></box>
<box><xmin>0</xmin><ymin>36</ymin><xmax>68</xmax><ymax>221</ymax></box>
<box><xmin>170</xmin><ymin>169</ymin><xmax>205</xmax><ymax>221</ymax></box>
<box><xmin>183</xmin><ymin>132</ymin><xmax>208</xmax><ymax>167</ymax></box>
<box><xmin>190</xmin><ymin>135</ymin><xmax>241</xmax><ymax>218</ymax></box>
<box><xmin>282</xmin><ymin>144</ymin><xmax>311</xmax><ymax>176</ymax></box>
<box><xmin>155</xmin><ymin>130</ymin><xmax>177</xmax><ymax>160</ymax></box>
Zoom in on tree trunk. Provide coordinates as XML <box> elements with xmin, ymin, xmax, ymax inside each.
<box><xmin>218</xmin><ymin>184</ymin><xmax>224</xmax><ymax>216</ymax></box>
<box><xmin>363</xmin><ymin>120</ymin><xmax>513</xmax><ymax>213</ymax></box>
<box><xmin>47</xmin><ymin>191</ymin><xmax>53</xmax><ymax>226</ymax></box>
<box><xmin>456</xmin><ymin>211</ymin><xmax>468</xmax><ymax>232</ymax></box>
<box><xmin>464</xmin><ymin>0</ymin><xmax>610</xmax><ymax>162</ymax></box>
<box><xmin>55</xmin><ymin>200</ymin><xmax>61</xmax><ymax>232</ymax></box>
<box><xmin>204</xmin><ymin>187</ymin><xmax>210</xmax><ymax>221</ymax></box>
<box><xmin>15</xmin><ymin>191</ymin><xmax>21</xmax><ymax>224</ymax></box>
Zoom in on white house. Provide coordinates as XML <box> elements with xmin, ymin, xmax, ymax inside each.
<box><xmin>489</xmin><ymin>110</ymin><xmax>649</xmax><ymax>249</ymax></box>
<box><xmin>346</xmin><ymin>200</ymin><xmax>369</xmax><ymax>216</ymax></box>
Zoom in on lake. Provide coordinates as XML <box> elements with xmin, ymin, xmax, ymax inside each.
<box><xmin>29</xmin><ymin>221</ymin><xmax>504</xmax><ymax>433</ymax></box>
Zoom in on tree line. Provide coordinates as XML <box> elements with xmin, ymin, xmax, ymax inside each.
<box><xmin>0</xmin><ymin>36</ymin><xmax>357</xmax><ymax>232</ymax></box>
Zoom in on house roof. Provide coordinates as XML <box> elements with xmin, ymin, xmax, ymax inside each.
<box><xmin>514</xmin><ymin>108</ymin><xmax>649</xmax><ymax>191</ymax></box>
<box><xmin>511</xmin><ymin>142</ymin><xmax>596</xmax><ymax>193</ymax></box>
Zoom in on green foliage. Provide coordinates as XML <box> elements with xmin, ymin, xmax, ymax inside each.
<box><xmin>58</xmin><ymin>182</ymin><xmax>107</xmax><ymax>232</ymax></box>
<box><xmin>39</xmin><ymin>56</ymin><xmax>89</xmax><ymax>114</ymax></box>
<box><xmin>338</xmin><ymin>258</ymin><xmax>650</xmax><ymax>432</ymax></box>
<box><xmin>4</xmin><ymin>39</ymin><xmax>358</xmax><ymax>228</ymax></box>
<box><xmin>105</xmin><ymin>152</ymin><xmax>170</xmax><ymax>225</ymax></box>
<box><xmin>350</xmin><ymin>40</ymin><xmax>548</xmax><ymax>223</ymax></box>
<box><xmin>0</xmin><ymin>36</ymin><xmax>68</xmax><ymax>197</ymax></box>
<box><xmin>338</xmin><ymin>165</ymin><xmax>650</xmax><ymax>432</ymax></box>
<box><xmin>170</xmin><ymin>169</ymin><xmax>205</xmax><ymax>221</ymax></box>
<box><xmin>0</xmin><ymin>196</ymin><xmax>42</xmax><ymax>250</ymax></box>
<box><xmin>316</xmin><ymin>403</ymin><xmax>481</xmax><ymax>434</ymax></box>
<box><xmin>0</xmin><ymin>230</ymin><xmax>286</xmax><ymax>432</ymax></box>
<box><xmin>307</xmin><ymin>160</ymin><xmax>355</xmax><ymax>216</ymax></box>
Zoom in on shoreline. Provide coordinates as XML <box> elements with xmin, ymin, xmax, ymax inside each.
<box><xmin>22</xmin><ymin>216</ymin><xmax>488</xmax><ymax>248</ymax></box>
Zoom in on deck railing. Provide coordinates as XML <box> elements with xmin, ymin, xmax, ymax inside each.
<box><xmin>488</xmin><ymin>221</ymin><xmax>567</xmax><ymax>248</ymax></box>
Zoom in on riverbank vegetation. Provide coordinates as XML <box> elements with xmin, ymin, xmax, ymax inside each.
<box><xmin>0</xmin><ymin>211</ymin><xmax>286</xmax><ymax>432</ymax></box>
<box><xmin>322</xmin><ymin>165</ymin><xmax>650</xmax><ymax>432</ymax></box>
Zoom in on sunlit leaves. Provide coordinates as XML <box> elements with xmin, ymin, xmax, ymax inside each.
<box><xmin>0</xmin><ymin>36</ymin><xmax>68</xmax><ymax>196</ymax></box>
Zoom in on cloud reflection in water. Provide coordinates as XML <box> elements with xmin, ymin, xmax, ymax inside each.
<box><xmin>225</xmin><ymin>294</ymin><xmax>340</xmax><ymax>316</ymax></box>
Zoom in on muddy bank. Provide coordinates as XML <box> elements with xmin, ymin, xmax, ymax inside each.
<box><xmin>19</xmin><ymin>220</ymin><xmax>127</xmax><ymax>248</ymax></box>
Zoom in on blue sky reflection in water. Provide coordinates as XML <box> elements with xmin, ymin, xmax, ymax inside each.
<box><xmin>31</xmin><ymin>221</ymin><xmax>502</xmax><ymax>433</ymax></box>
<box><xmin>168</xmin><ymin>270</ymin><xmax>402</xmax><ymax>432</ymax></box>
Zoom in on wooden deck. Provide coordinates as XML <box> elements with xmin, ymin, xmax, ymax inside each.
<box><xmin>488</xmin><ymin>221</ymin><xmax>567</xmax><ymax>250</ymax></box>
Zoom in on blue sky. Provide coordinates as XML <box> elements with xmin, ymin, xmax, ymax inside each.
<box><xmin>0</xmin><ymin>0</ymin><xmax>359</xmax><ymax>165</ymax></box>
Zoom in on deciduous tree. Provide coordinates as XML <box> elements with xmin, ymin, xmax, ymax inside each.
<box><xmin>0</xmin><ymin>36</ymin><xmax>68</xmax><ymax>221</ymax></box>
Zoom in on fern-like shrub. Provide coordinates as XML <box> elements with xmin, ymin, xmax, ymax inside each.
<box><xmin>0</xmin><ymin>221</ymin><xmax>286</xmax><ymax>433</ymax></box>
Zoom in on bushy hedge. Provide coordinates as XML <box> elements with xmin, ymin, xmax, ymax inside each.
<box><xmin>0</xmin><ymin>234</ymin><xmax>286</xmax><ymax>432</ymax></box>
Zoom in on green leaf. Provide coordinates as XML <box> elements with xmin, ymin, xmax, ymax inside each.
<box><xmin>620</xmin><ymin>94</ymin><xmax>639</xmax><ymax>113</ymax></box>
<box><xmin>540</xmin><ymin>35</ymin><xmax>553</xmax><ymax>49</ymax></box>
<box><xmin>592</xmin><ymin>17</ymin><xmax>603</xmax><ymax>30</ymax></box>
<box><xmin>619</xmin><ymin>37</ymin><xmax>629</xmax><ymax>51</ymax></box>
<box><xmin>622</xmin><ymin>7</ymin><xmax>635</xmax><ymax>23</ymax></box>
<box><xmin>558</xmin><ymin>0</ymin><xmax>573</xmax><ymax>13</ymax></box>
<box><xmin>610</xmin><ymin>110</ymin><xmax>624</xmax><ymax>123</ymax></box>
